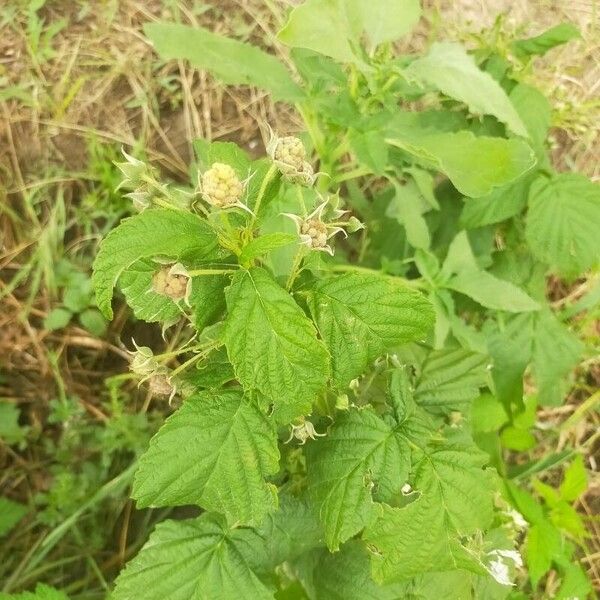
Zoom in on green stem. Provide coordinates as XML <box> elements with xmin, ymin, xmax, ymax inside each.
<box><xmin>286</xmin><ymin>247</ymin><xmax>307</xmax><ymax>290</ymax></box>
<box><xmin>335</xmin><ymin>166</ymin><xmax>371</xmax><ymax>183</ymax></box>
<box><xmin>187</xmin><ymin>268</ymin><xmax>237</xmax><ymax>276</ymax></box>
<box><xmin>248</xmin><ymin>163</ymin><xmax>278</xmax><ymax>231</ymax></box>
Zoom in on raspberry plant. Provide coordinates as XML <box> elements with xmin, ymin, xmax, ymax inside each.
<box><xmin>89</xmin><ymin>2</ymin><xmax>597</xmax><ymax>598</ymax></box>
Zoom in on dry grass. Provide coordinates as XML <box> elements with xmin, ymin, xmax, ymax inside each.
<box><xmin>0</xmin><ymin>0</ymin><xmax>598</xmax><ymax>596</ymax></box>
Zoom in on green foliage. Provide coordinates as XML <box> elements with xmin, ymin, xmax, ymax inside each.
<box><xmin>85</xmin><ymin>2</ymin><xmax>596</xmax><ymax>597</ymax></box>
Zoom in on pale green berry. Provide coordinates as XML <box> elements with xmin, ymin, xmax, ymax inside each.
<box><xmin>201</xmin><ymin>162</ymin><xmax>244</xmax><ymax>207</ymax></box>
<box><xmin>301</xmin><ymin>218</ymin><xmax>329</xmax><ymax>249</ymax></box>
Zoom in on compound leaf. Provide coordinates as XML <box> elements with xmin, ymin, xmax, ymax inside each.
<box><xmin>145</xmin><ymin>23</ymin><xmax>302</xmax><ymax>101</ymax></box>
<box><xmin>224</xmin><ymin>268</ymin><xmax>329</xmax><ymax>416</ymax></box>
<box><xmin>306</xmin><ymin>404</ymin><xmax>431</xmax><ymax>550</ymax></box>
<box><xmin>133</xmin><ymin>389</ymin><xmax>279</xmax><ymax>526</ymax></box>
<box><xmin>404</xmin><ymin>43</ymin><xmax>528</xmax><ymax>137</ymax></box>
<box><xmin>525</xmin><ymin>174</ymin><xmax>600</xmax><ymax>277</ymax></box>
<box><xmin>92</xmin><ymin>209</ymin><xmax>219</xmax><ymax>319</ymax></box>
<box><xmin>112</xmin><ymin>514</ymin><xmax>273</xmax><ymax>600</ymax></box>
<box><xmin>307</xmin><ymin>273</ymin><xmax>434</xmax><ymax>389</ymax></box>
<box><xmin>364</xmin><ymin>443</ymin><xmax>494</xmax><ymax>583</ymax></box>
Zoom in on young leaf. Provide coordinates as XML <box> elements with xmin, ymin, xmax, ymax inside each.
<box><xmin>559</xmin><ymin>456</ymin><xmax>588</xmax><ymax>503</ymax></box>
<box><xmin>510</xmin><ymin>84</ymin><xmax>551</xmax><ymax>157</ymax></box>
<box><xmin>223</xmin><ymin>267</ymin><xmax>329</xmax><ymax>415</ymax></box>
<box><xmin>145</xmin><ymin>23</ymin><xmax>302</xmax><ymax>101</ymax></box>
<box><xmin>112</xmin><ymin>514</ymin><xmax>272</xmax><ymax>600</ymax></box>
<box><xmin>306</xmin><ymin>403</ymin><xmax>432</xmax><ymax>550</ymax></box>
<box><xmin>307</xmin><ymin>273</ymin><xmax>434</xmax><ymax>389</ymax></box>
<box><xmin>447</xmin><ymin>268</ymin><xmax>540</xmax><ymax>312</ymax></box>
<box><xmin>132</xmin><ymin>389</ymin><xmax>279</xmax><ymax>526</ymax></box>
<box><xmin>525</xmin><ymin>174</ymin><xmax>600</xmax><ymax>277</ymax></box>
<box><xmin>386</xmin><ymin>181</ymin><xmax>431</xmax><ymax>249</ymax></box>
<box><xmin>239</xmin><ymin>233</ymin><xmax>297</xmax><ymax>266</ymax></box>
<box><xmin>386</xmin><ymin>128</ymin><xmax>536</xmax><ymax>198</ymax></box>
<box><xmin>404</xmin><ymin>43</ymin><xmax>528</xmax><ymax>137</ymax></box>
<box><xmin>511</xmin><ymin>23</ymin><xmax>580</xmax><ymax>59</ymax></box>
<box><xmin>92</xmin><ymin>209</ymin><xmax>219</xmax><ymax>319</ymax></box>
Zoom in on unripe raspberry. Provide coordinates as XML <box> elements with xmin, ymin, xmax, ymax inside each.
<box><xmin>300</xmin><ymin>218</ymin><xmax>329</xmax><ymax>249</ymax></box>
<box><xmin>152</xmin><ymin>266</ymin><xmax>189</xmax><ymax>300</ymax></box>
<box><xmin>273</xmin><ymin>136</ymin><xmax>306</xmax><ymax>171</ymax></box>
<box><xmin>267</xmin><ymin>131</ymin><xmax>315</xmax><ymax>186</ymax></box>
<box><xmin>200</xmin><ymin>162</ymin><xmax>244</xmax><ymax>208</ymax></box>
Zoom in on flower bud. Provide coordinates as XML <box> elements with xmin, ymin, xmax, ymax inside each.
<box><xmin>200</xmin><ymin>162</ymin><xmax>244</xmax><ymax>208</ymax></box>
<box><xmin>116</xmin><ymin>149</ymin><xmax>157</xmax><ymax>191</ymax></box>
<box><xmin>129</xmin><ymin>342</ymin><xmax>161</xmax><ymax>378</ymax></box>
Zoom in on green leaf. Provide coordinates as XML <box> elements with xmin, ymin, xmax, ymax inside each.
<box><xmin>460</xmin><ymin>175</ymin><xmax>532</xmax><ymax>228</ymax></box>
<box><xmin>311</xmin><ymin>541</ymin><xmax>409</xmax><ymax>599</ymax></box>
<box><xmin>0</xmin><ymin>584</ymin><xmax>70</xmax><ymax>600</ymax></box>
<box><xmin>386</xmin><ymin>181</ymin><xmax>431</xmax><ymax>249</ymax></box>
<box><xmin>279</xmin><ymin>0</ymin><xmax>420</xmax><ymax>63</ymax></box>
<box><xmin>364</xmin><ymin>443</ymin><xmax>493</xmax><ymax>583</ymax></box>
<box><xmin>525</xmin><ymin>173</ymin><xmax>600</xmax><ymax>276</ymax></box>
<box><xmin>0</xmin><ymin>497</ymin><xmax>27</xmax><ymax>537</ymax></box>
<box><xmin>118</xmin><ymin>258</ymin><xmax>183</xmax><ymax>324</ymax></box>
<box><xmin>239</xmin><ymin>233</ymin><xmax>297</xmax><ymax>266</ymax></box>
<box><xmin>43</xmin><ymin>307</ymin><xmax>72</xmax><ymax>331</ymax></box>
<box><xmin>278</xmin><ymin>0</ymin><xmax>357</xmax><ymax>63</ymax></box>
<box><xmin>78</xmin><ymin>308</ymin><xmax>107</xmax><ymax>336</ymax></box>
<box><xmin>348</xmin><ymin>129</ymin><xmax>389</xmax><ymax>175</ymax></box>
<box><xmin>386</xmin><ymin>128</ymin><xmax>536</xmax><ymax>198</ymax></box>
<box><xmin>224</xmin><ymin>268</ymin><xmax>329</xmax><ymax>415</ymax></box>
<box><xmin>559</xmin><ymin>455</ymin><xmax>588</xmax><ymax>502</ymax></box>
<box><xmin>307</xmin><ymin>273</ymin><xmax>434</xmax><ymax>389</ymax></box>
<box><xmin>414</xmin><ymin>348</ymin><xmax>490</xmax><ymax>412</ymax></box>
<box><xmin>306</xmin><ymin>407</ymin><xmax>415</xmax><ymax>550</ymax></box>
<box><xmin>512</xmin><ymin>23</ymin><xmax>580</xmax><ymax>59</ymax></box>
<box><xmin>525</xmin><ymin>521</ymin><xmax>562</xmax><ymax>586</ymax></box>
<box><xmin>347</xmin><ymin>0</ymin><xmax>421</xmax><ymax>48</ymax></box>
<box><xmin>447</xmin><ymin>269</ymin><xmax>540</xmax><ymax>312</ymax></box>
<box><xmin>112</xmin><ymin>514</ymin><xmax>272</xmax><ymax>600</ymax></box>
<box><xmin>0</xmin><ymin>401</ymin><xmax>28</xmax><ymax>446</ymax></box>
<box><xmin>404</xmin><ymin>43</ymin><xmax>528</xmax><ymax>137</ymax></box>
<box><xmin>133</xmin><ymin>389</ymin><xmax>279</xmax><ymax>526</ymax></box>
<box><xmin>92</xmin><ymin>209</ymin><xmax>219</xmax><ymax>319</ymax></box>
<box><xmin>531</xmin><ymin>310</ymin><xmax>582</xmax><ymax>406</ymax></box>
<box><xmin>510</xmin><ymin>84</ymin><xmax>551</xmax><ymax>157</ymax></box>
<box><xmin>256</xmin><ymin>494</ymin><xmax>324</xmax><ymax>567</ymax></box>
<box><xmin>193</xmin><ymin>139</ymin><xmax>251</xmax><ymax>173</ymax></box>
<box><xmin>145</xmin><ymin>23</ymin><xmax>302</xmax><ymax>101</ymax></box>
